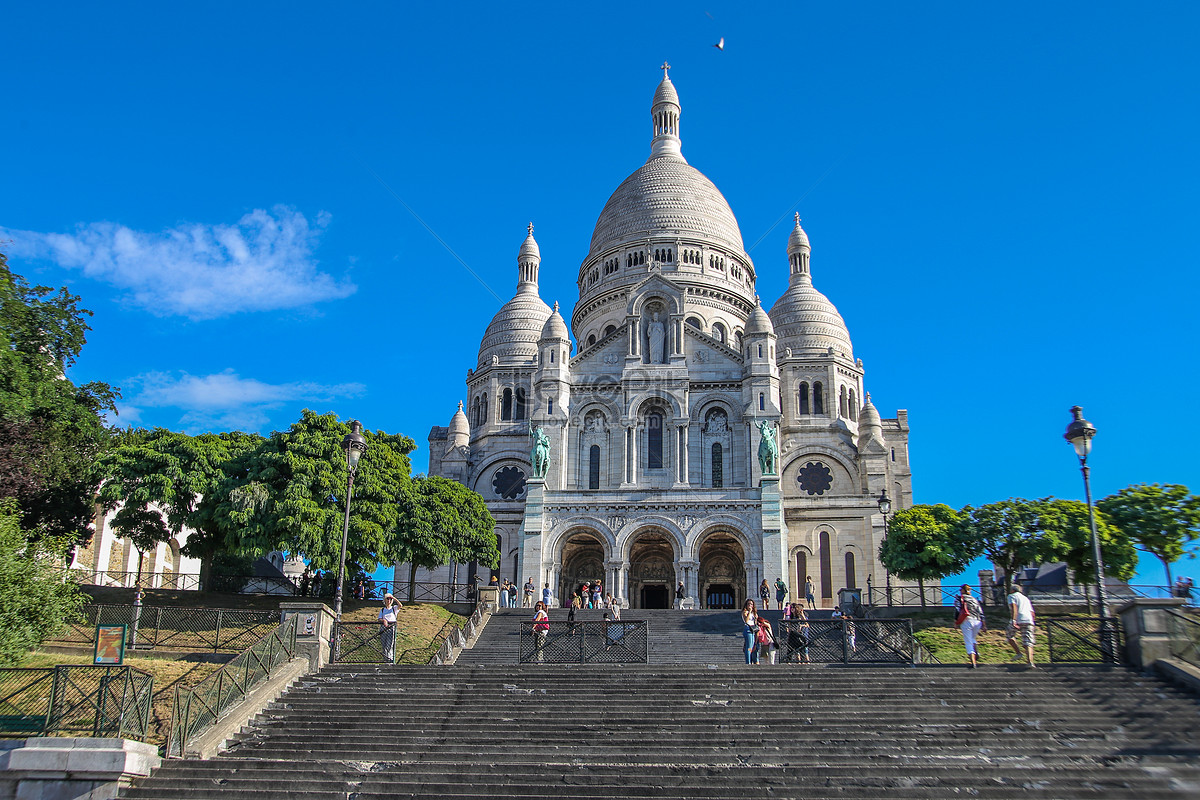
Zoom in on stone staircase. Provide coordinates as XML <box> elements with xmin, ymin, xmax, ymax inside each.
<box><xmin>121</xmin><ymin>610</ymin><xmax>1200</xmax><ymax>799</ymax></box>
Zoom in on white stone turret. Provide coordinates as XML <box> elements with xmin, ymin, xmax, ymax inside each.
<box><xmin>535</xmin><ymin>301</ymin><xmax>572</xmax><ymax>421</ymax></box>
<box><xmin>650</xmin><ymin>62</ymin><xmax>683</xmax><ymax>160</ymax></box>
<box><xmin>447</xmin><ymin>401</ymin><xmax>470</xmax><ymax>451</ymax></box>
<box><xmin>743</xmin><ymin>295</ymin><xmax>781</xmax><ymax>424</ymax></box>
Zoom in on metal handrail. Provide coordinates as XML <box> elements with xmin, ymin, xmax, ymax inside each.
<box><xmin>49</xmin><ymin>604</ymin><xmax>279</xmax><ymax>653</ymax></box>
<box><xmin>167</xmin><ymin>614</ymin><xmax>299</xmax><ymax>758</ymax></box>
<box><xmin>1164</xmin><ymin>608</ymin><xmax>1200</xmax><ymax>667</ymax></box>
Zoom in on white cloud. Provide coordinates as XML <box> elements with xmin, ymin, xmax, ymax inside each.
<box><xmin>2</xmin><ymin>206</ymin><xmax>355</xmax><ymax>319</ymax></box>
<box><xmin>116</xmin><ymin>370</ymin><xmax>366</xmax><ymax>433</ymax></box>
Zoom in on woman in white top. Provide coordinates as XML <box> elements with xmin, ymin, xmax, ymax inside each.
<box><xmin>378</xmin><ymin>593</ymin><xmax>402</xmax><ymax>662</ymax></box>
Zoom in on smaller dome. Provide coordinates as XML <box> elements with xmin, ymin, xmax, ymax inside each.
<box><xmin>540</xmin><ymin>301</ymin><xmax>569</xmax><ymax>341</ymax></box>
<box><xmin>787</xmin><ymin>213</ymin><xmax>810</xmax><ymax>254</ymax></box>
<box><xmin>653</xmin><ymin>75</ymin><xmax>679</xmax><ymax>108</ymax></box>
<box><xmin>447</xmin><ymin>401</ymin><xmax>470</xmax><ymax>450</ymax></box>
<box><xmin>745</xmin><ymin>296</ymin><xmax>775</xmax><ymax>337</ymax></box>
<box><xmin>857</xmin><ymin>393</ymin><xmax>885</xmax><ymax>450</ymax></box>
<box><xmin>519</xmin><ymin>222</ymin><xmax>540</xmax><ymax>262</ymax></box>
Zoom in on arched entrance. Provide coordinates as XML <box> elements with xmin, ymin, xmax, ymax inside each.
<box><xmin>560</xmin><ymin>530</ymin><xmax>606</xmax><ymax>608</ymax></box>
<box><xmin>628</xmin><ymin>529</ymin><xmax>675</xmax><ymax>609</ymax></box>
<box><xmin>698</xmin><ymin>531</ymin><xmax>746</xmax><ymax>609</ymax></box>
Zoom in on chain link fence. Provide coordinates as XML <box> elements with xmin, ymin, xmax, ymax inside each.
<box><xmin>1044</xmin><ymin>616</ymin><xmax>1123</xmax><ymax>663</ymax></box>
<box><xmin>167</xmin><ymin>614</ymin><xmax>298</xmax><ymax>758</ymax></box>
<box><xmin>0</xmin><ymin>668</ymin><xmax>55</xmax><ymax>735</ymax></box>
<box><xmin>0</xmin><ymin>666</ymin><xmax>152</xmax><ymax>740</ymax></box>
<box><xmin>331</xmin><ymin>623</ymin><xmax>395</xmax><ymax>663</ymax></box>
<box><xmin>1164</xmin><ymin>608</ymin><xmax>1200</xmax><ymax>667</ymax></box>
<box><xmin>518</xmin><ymin>620</ymin><xmax>648</xmax><ymax>664</ymax></box>
<box><xmin>776</xmin><ymin>619</ymin><xmax>933</xmax><ymax>664</ymax></box>
<box><xmin>50</xmin><ymin>605</ymin><xmax>280</xmax><ymax>653</ymax></box>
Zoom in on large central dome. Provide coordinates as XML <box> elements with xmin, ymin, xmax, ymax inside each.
<box><xmin>587</xmin><ymin>157</ymin><xmax>746</xmax><ymax>259</ymax></box>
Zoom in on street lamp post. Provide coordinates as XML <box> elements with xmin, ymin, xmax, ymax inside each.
<box><xmin>1063</xmin><ymin>405</ymin><xmax>1114</xmax><ymax>661</ymax></box>
<box><xmin>877</xmin><ymin>490</ymin><xmax>893</xmax><ymax>607</ymax></box>
<box><xmin>333</xmin><ymin>420</ymin><xmax>368</xmax><ymax>661</ymax></box>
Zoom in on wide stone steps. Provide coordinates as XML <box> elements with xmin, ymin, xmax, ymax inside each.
<box><xmin>121</xmin><ymin>662</ymin><xmax>1200</xmax><ymax>799</ymax></box>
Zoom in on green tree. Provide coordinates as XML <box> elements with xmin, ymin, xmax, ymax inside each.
<box><xmin>878</xmin><ymin>504</ymin><xmax>978</xmax><ymax>607</ymax></box>
<box><xmin>394</xmin><ymin>474</ymin><xmax>499</xmax><ymax>599</ymax></box>
<box><xmin>1039</xmin><ymin>498</ymin><xmax>1137</xmax><ymax>604</ymax></box>
<box><xmin>0</xmin><ymin>500</ymin><xmax>85</xmax><ymax>665</ymax></box>
<box><xmin>95</xmin><ymin>428</ymin><xmax>264</xmax><ymax>585</ymax></box>
<box><xmin>1098</xmin><ymin>483</ymin><xmax>1200</xmax><ymax>587</ymax></box>
<box><xmin>0</xmin><ymin>253</ymin><xmax>117</xmax><ymax>545</ymax></box>
<box><xmin>203</xmin><ymin>410</ymin><xmax>416</xmax><ymax>578</ymax></box>
<box><xmin>960</xmin><ymin>498</ymin><xmax>1061</xmax><ymax>595</ymax></box>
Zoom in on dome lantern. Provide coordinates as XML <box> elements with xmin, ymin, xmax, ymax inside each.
<box><xmin>650</xmin><ymin>62</ymin><xmax>683</xmax><ymax>160</ymax></box>
<box><xmin>787</xmin><ymin>214</ymin><xmax>812</xmax><ymax>284</ymax></box>
<box><xmin>518</xmin><ymin>222</ymin><xmax>541</xmax><ymax>290</ymax></box>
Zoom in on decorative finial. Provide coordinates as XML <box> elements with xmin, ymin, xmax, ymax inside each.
<box><xmin>794</xmin><ymin>213</ymin><xmax>801</xmax><ymax>225</ymax></box>
<box><xmin>661</xmin><ymin>61</ymin><xmax>671</xmax><ymax>79</ymax></box>
<box><xmin>865</xmin><ymin>392</ymin><xmax>871</xmax><ymax>403</ymax></box>
<box><xmin>527</xmin><ymin>221</ymin><xmax>534</xmax><ymax>236</ymax></box>
<box><xmin>553</xmin><ymin>301</ymin><xmax>559</xmax><ymax>312</ymax></box>
<box><xmin>754</xmin><ymin>293</ymin><xmax>761</xmax><ymax>306</ymax></box>
<box><xmin>457</xmin><ymin>401</ymin><xmax>463</xmax><ymax>410</ymax></box>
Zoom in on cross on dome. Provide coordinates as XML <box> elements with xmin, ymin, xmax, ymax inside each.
<box><xmin>661</xmin><ymin>61</ymin><xmax>671</xmax><ymax>78</ymax></box>
<box><xmin>527</xmin><ymin>222</ymin><xmax>534</xmax><ymax>236</ymax></box>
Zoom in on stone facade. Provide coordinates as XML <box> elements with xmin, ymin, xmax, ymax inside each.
<box><xmin>412</xmin><ymin>68</ymin><xmax>913</xmax><ymax>609</ymax></box>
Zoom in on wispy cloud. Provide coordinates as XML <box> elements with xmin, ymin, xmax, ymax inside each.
<box><xmin>2</xmin><ymin>206</ymin><xmax>355</xmax><ymax>319</ymax></box>
<box><xmin>116</xmin><ymin>369</ymin><xmax>366</xmax><ymax>433</ymax></box>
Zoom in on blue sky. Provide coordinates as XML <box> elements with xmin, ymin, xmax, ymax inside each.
<box><xmin>3</xmin><ymin>2</ymin><xmax>1198</xmax><ymax>586</ymax></box>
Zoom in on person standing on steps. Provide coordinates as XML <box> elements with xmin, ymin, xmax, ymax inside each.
<box><xmin>523</xmin><ymin>578</ymin><xmax>535</xmax><ymax>608</ymax></box>
<box><xmin>532</xmin><ymin>601</ymin><xmax>550</xmax><ymax>662</ymax></box>
<box><xmin>757</xmin><ymin>615</ymin><xmax>777</xmax><ymax>664</ymax></box>
<box><xmin>542</xmin><ymin>582</ymin><xmax>553</xmax><ymax>608</ymax></box>
<box><xmin>804</xmin><ymin>576</ymin><xmax>816</xmax><ymax>609</ymax></box>
<box><xmin>774</xmin><ymin>577</ymin><xmax>788</xmax><ymax>610</ymax></box>
<box><xmin>1006</xmin><ymin>583</ymin><xmax>1037</xmax><ymax>668</ymax></box>
<box><xmin>592</xmin><ymin>580</ymin><xmax>603</xmax><ymax>610</ymax></box>
<box><xmin>675</xmin><ymin>581</ymin><xmax>686</xmax><ymax>610</ymax></box>
<box><xmin>378</xmin><ymin>592</ymin><xmax>402</xmax><ymax>663</ymax></box>
<box><xmin>759</xmin><ymin>579</ymin><xmax>771</xmax><ymax>611</ymax></box>
<box><xmin>954</xmin><ymin>584</ymin><xmax>985</xmax><ymax>669</ymax></box>
<box><xmin>741</xmin><ymin>599</ymin><xmax>760</xmax><ymax>664</ymax></box>
<box><xmin>787</xmin><ymin>604</ymin><xmax>811</xmax><ymax>663</ymax></box>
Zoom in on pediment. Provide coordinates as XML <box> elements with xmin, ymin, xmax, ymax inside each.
<box><xmin>626</xmin><ymin>273</ymin><xmax>685</xmax><ymax>315</ymax></box>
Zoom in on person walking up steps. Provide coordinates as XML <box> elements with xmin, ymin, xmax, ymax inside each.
<box><xmin>954</xmin><ymin>584</ymin><xmax>985</xmax><ymax>669</ymax></box>
<box><xmin>675</xmin><ymin>581</ymin><xmax>686</xmax><ymax>610</ymax></box>
<box><xmin>774</xmin><ymin>577</ymin><xmax>788</xmax><ymax>610</ymax></box>
<box><xmin>1006</xmin><ymin>583</ymin><xmax>1037</xmax><ymax>668</ymax></box>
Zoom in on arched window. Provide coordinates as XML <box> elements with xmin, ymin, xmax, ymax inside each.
<box><xmin>515</xmin><ymin>388</ymin><xmax>526</xmax><ymax>421</ymax></box>
<box><xmin>472</xmin><ymin>396</ymin><xmax>481</xmax><ymax>426</ymax></box>
<box><xmin>604</xmin><ymin>324</ymin><xmax>616</xmax><ymax>337</ymax></box>
<box><xmin>547</xmin><ymin>399</ymin><xmax>553</xmax><ymax>414</ymax></box>
<box><xmin>686</xmin><ymin>316</ymin><xmax>701</xmax><ymax>329</ymax></box>
<box><xmin>711</xmin><ymin>442</ymin><xmax>723</xmax><ymax>488</ymax></box>
<box><xmin>759</xmin><ymin>393</ymin><xmax>765</xmax><ymax>411</ymax></box>
<box><xmin>647</xmin><ymin>410</ymin><xmax>664</xmax><ymax>469</ymax></box>
<box><xmin>845</xmin><ymin>552</ymin><xmax>857</xmax><ymax>589</ymax></box>
<box><xmin>712</xmin><ymin>322</ymin><xmax>726</xmax><ymax>343</ymax></box>
<box><xmin>549</xmin><ymin>350</ymin><xmax>555</xmax><ymax>363</ymax></box>
<box><xmin>589</xmin><ymin>445</ymin><xmax>601</xmax><ymax>490</ymax></box>
<box><xmin>849</xmin><ymin>389</ymin><xmax>857</xmax><ymax>421</ymax></box>
<box><xmin>819</xmin><ymin>531</ymin><xmax>832</xmax><ymax>600</ymax></box>
<box><xmin>891</xmin><ymin>448</ymin><xmax>896</xmax><ymax>462</ymax></box>
<box><xmin>813</xmin><ymin>382</ymin><xmax>824</xmax><ymax>415</ymax></box>
<box><xmin>735</xmin><ymin>331</ymin><xmax>743</xmax><ymax>350</ymax></box>
<box><xmin>588</xmin><ymin>334</ymin><xmax>596</xmax><ymax>346</ymax></box>
<box><xmin>481</xmin><ymin>393</ymin><xmax>488</xmax><ymax>423</ymax></box>
<box><xmin>799</xmin><ymin>382</ymin><xmax>810</xmax><ymax>415</ymax></box>
<box><xmin>501</xmin><ymin>388</ymin><xmax>513</xmax><ymax>421</ymax></box>
<box><xmin>667</xmin><ymin>249</ymin><xmax>673</xmax><ymax>262</ymax></box>
<box><xmin>839</xmin><ymin>385</ymin><xmax>847</xmax><ymax>418</ymax></box>
<box><xmin>757</xmin><ymin>344</ymin><xmax>763</xmax><ymax>358</ymax></box>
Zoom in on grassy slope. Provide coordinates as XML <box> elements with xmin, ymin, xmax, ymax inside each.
<box><xmin>907</xmin><ymin>609</ymin><xmax>1051</xmax><ymax>665</ymax></box>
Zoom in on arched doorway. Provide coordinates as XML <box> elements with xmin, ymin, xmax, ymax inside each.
<box><xmin>559</xmin><ymin>530</ymin><xmax>606</xmax><ymax>608</ymax></box>
<box><xmin>628</xmin><ymin>530</ymin><xmax>675</xmax><ymax>609</ymax></box>
<box><xmin>698</xmin><ymin>531</ymin><xmax>746</xmax><ymax>609</ymax></box>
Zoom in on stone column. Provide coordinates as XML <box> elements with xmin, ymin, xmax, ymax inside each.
<box><xmin>279</xmin><ymin>601</ymin><xmax>335</xmax><ymax>670</ymax></box>
<box><xmin>760</xmin><ymin>476</ymin><xmax>787</xmax><ymax>601</ymax></box>
<box><xmin>519</xmin><ymin>478</ymin><xmax>546</xmax><ymax>593</ymax></box>
<box><xmin>1117</xmin><ymin>597</ymin><xmax>1188</xmax><ymax>669</ymax></box>
<box><xmin>683</xmin><ymin>559</ymin><xmax>700</xmax><ymax>609</ymax></box>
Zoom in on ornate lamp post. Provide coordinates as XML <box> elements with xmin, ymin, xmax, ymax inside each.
<box><xmin>877</xmin><ymin>489</ymin><xmax>893</xmax><ymax>607</ymax></box>
<box><xmin>333</xmin><ymin>420</ymin><xmax>368</xmax><ymax>660</ymax></box>
<box><xmin>1063</xmin><ymin>405</ymin><xmax>1114</xmax><ymax>660</ymax></box>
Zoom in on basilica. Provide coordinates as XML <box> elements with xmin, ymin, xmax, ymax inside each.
<box><xmin>416</xmin><ymin>68</ymin><xmax>913</xmax><ymax>609</ymax></box>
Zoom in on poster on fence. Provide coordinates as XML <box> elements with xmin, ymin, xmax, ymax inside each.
<box><xmin>94</xmin><ymin>625</ymin><xmax>127</xmax><ymax>665</ymax></box>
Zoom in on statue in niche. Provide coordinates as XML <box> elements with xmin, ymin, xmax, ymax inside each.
<box><xmin>585</xmin><ymin>412</ymin><xmax>604</xmax><ymax>434</ymax></box>
<box><xmin>704</xmin><ymin>410</ymin><xmax>728</xmax><ymax>434</ymax></box>
<box><xmin>756</xmin><ymin>420</ymin><xmax>779</xmax><ymax>476</ymax></box>
<box><xmin>529</xmin><ymin>422</ymin><xmax>551</xmax><ymax>478</ymax></box>
<box><xmin>647</xmin><ymin>310</ymin><xmax>666</xmax><ymax>364</ymax></box>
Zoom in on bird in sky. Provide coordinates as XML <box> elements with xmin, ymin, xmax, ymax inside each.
<box><xmin>713</xmin><ymin>37</ymin><xmax>725</xmax><ymax>51</ymax></box>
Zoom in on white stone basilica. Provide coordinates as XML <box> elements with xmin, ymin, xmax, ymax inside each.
<box><xmin>417</xmin><ymin>68</ymin><xmax>913</xmax><ymax>609</ymax></box>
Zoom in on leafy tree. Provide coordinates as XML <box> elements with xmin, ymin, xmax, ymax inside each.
<box><xmin>0</xmin><ymin>500</ymin><xmax>85</xmax><ymax>665</ymax></box>
<box><xmin>204</xmin><ymin>410</ymin><xmax>416</xmax><ymax>580</ymax></box>
<box><xmin>960</xmin><ymin>498</ymin><xmax>1061</xmax><ymax>596</ymax></box>
<box><xmin>1098</xmin><ymin>484</ymin><xmax>1200</xmax><ymax>587</ymax></box>
<box><xmin>1039</xmin><ymin>499</ymin><xmax>1136</xmax><ymax>603</ymax></box>
<box><xmin>95</xmin><ymin>428</ymin><xmax>264</xmax><ymax>585</ymax></box>
<box><xmin>878</xmin><ymin>504</ymin><xmax>978</xmax><ymax>607</ymax></box>
<box><xmin>395</xmin><ymin>474</ymin><xmax>499</xmax><ymax>599</ymax></box>
<box><xmin>0</xmin><ymin>253</ymin><xmax>117</xmax><ymax>545</ymax></box>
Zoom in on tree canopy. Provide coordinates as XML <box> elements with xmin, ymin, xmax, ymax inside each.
<box><xmin>1039</xmin><ymin>498</ymin><xmax>1136</xmax><ymax>586</ymax></box>
<box><xmin>960</xmin><ymin>498</ymin><xmax>1058</xmax><ymax>594</ymax></box>
<box><xmin>1098</xmin><ymin>483</ymin><xmax>1200</xmax><ymax>586</ymax></box>
<box><xmin>395</xmin><ymin>474</ymin><xmax>498</xmax><ymax>591</ymax></box>
<box><xmin>879</xmin><ymin>504</ymin><xmax>978</xmax><ymax>603</ymax></box>
<box><xmin>0</xmin><ymin>253</ymin><xmax>117</xmax><ymax>545</ymax></box>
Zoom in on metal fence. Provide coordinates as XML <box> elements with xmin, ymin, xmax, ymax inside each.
<box><xmin>59</xmin><ymin>569</ymin><xmax>203</xmax><ymax>591</ymax></box>
<box><xmin>331</xmin><ymin>623</ymin><xmax>395</xmax><ymax>663</ymax></box>
<box><xmin>776</xmin><ymin>619</ymin><xmax>935</xmax><ymax>664</ymax></box>
<box><xmin>0</xmin><ymin>666</ymin><xmax>153</xmax><ymax>740</ymax></box>
<box><xmin>518</xmin><ymin>620</ymin><xmax>649</xmax><ymax>664</ymax></box>
<box><xmin>1164</xmin><ymin>609</ymin><xmax>1200</xmax><ymax>668</ymax></box>
<box><xmin>167</xmin><ymin>614</ymin><xmax>299</xmax><ymax>758</ymax></box>
<box><xmin>206</xmin><ymin>575</ymin><xmax>298</xmax><ymax>595</ymax></box>
<box><xmin>866</xmin><ymin>583</ymin><xmax>1187</xmax><ymax>609</ymax></box>
<box><xmin>866</xmin><ymin>586</ymin><xmax>960</xmax><ymax>608</ymax></box>
<box><xmin>1044</xmin><ymin>616</ymin><xmax>1123</xmax><ymax>663</ymax></box>
<box><xmin>49</xmin><ymin>605</ymin><xmax>280</xmax><ymax>653</ymax></box>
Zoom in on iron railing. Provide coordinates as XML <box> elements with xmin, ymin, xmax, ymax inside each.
<box><xmin>206</xmin><ymin>575</ymin><xmax>298</xmax><ymax>595</ymax></box>
<box><xmin>167</xmin><ymin>614</ymin><xmax>299</xmax><ymax>758</ymax></box>
<box><xmin>58</xmin><ymin>568</ymin><xmax>203</xmax><ymax>591</ymax></box>
<box><xmin>866</xmin><ymin>583</ymin><xmax>1189</xmax><ymax>608</ymax></box>
<box><xmin>0</xmin><ymin>666</ymin><xmax>153</xmax><ymax>740</ymax></box>
<box><xmin>518</xmin><ymin>620</ymin><xmax>648</xmax><ymax>664</ymax></box>
<box><xmin>49</xmin><ymin>605</ymin><xmax>279</xmax><ymax>653</ymax></box>
<box><xmin>1044</xmin><ymin>616</ymin><xmax>1123</xmax><ymax>663</ymax></box>
<box><xmin>776</xmin><ymin>619</ymin><xmax>934</xmax><ymax>664</ymax></box>
<box><xmin>429</xmin><ymin>604</ymin><xmax>485</xmax><ymax>665</ymax></box>
<box><xmin>331</xmin><ymin>622</ymin><xmax>395</xmax><ymax>663</ymax></box>
<box><xmin>1163</xmin><ymin>609</ymin><xmax>1200</xmax><ymax>668</ymax></box>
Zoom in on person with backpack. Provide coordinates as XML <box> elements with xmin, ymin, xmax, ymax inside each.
<box><xmin>954</xmin><ymin>584</ymin><xmax>985</xmax><ymax>668</ymax></box>
<box><xmin>532</xmin><ymin>601</ymin><xmax>550</xmax><ymax>662</ymax></box>
<box><xmin>675</xmin><ymin>581</ymin><xmax>686</xmax><ymax>610</ymax></box>
<box><xmin>757</xmin><ymin>615</ymin><xmax>777</xmax><ymax>664</ymax></box>
<box><xmin>741</xmin><ymin>599</ymin><xmax>760</xmax><ymax>664</ymax></box>
<box><xmin>774</xmin><ymin>577</ymin><xmax>788</xmax><ymax>610</ymax></box>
